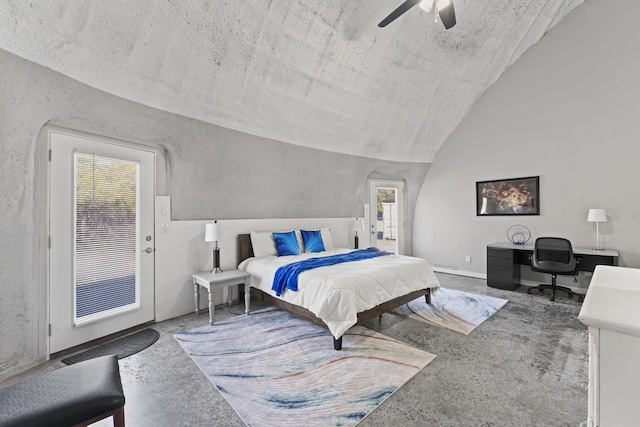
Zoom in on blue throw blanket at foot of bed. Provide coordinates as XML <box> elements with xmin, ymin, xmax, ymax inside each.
<box><xmin>272</xmin><ymin>247</ymin><xmax>392</xmax><ymax>296</ymax></box>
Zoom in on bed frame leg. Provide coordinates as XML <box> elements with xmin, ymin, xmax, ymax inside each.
<box><xmin>333</xmin><ymin>336</ymin><xmax>342</xmax><ymax>350</ymax></box>
<box><xmin>425</xmin><ymin>289</ymin><xmax>432</xmax><ymax>305</ymax></box>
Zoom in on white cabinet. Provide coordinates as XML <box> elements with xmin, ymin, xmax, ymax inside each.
<box><xmin>578</xmin><ymin>266</ymin><xmax>640</xmax><ymax>427</ymax></box>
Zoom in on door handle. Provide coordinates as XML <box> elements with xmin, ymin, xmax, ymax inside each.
<box><xmin>143</xmin><ymin>247</ymin><xmax>154</xmax><ymax>253</ymax></box>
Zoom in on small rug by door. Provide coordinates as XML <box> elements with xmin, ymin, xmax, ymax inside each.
<box><xmin>61</xmin><ymin>328</ymin><xmax>159</xmax><ymax>365</ymax></box>
<box><xmin>174</xmin><ymin>307</ymin><xmax>436</xmax><ymax>427</ymax></box>
<box><xmin>394</xmin><ymin>288</ymin><xmax>508</xmax><ymax>335</ymax></box>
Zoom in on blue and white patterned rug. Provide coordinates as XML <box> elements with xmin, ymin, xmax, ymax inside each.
<box><xmin>394</xmin><ymin>288</ymin><xmax>508</xmax><ymax>335</ymax></box>
<box><xmin>174</xmin><ymin>306</ymin><xmax>436</xmax><ymax>426</ymax></box>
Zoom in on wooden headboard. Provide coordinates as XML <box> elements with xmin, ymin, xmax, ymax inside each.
<box><xmin>237</xmin><ymin>234</ymin><xmax>254</xmax><ymax>265</ymax></box>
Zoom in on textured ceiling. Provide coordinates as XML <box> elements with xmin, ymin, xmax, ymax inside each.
<box><xmin>0</xmin><ymin>0</ymin><xmax>584</xmax><ymax>162</ymax></box>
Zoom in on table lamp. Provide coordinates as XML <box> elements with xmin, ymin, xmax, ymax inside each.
<box><xmin>205</xmin><ymin>221</ymin><xmax>223</xmax><ymax>273</ymax></box>
<box><xmin>587</xmin><ymin>209</ymin><xmax>607</xmax><ymax>251</ymax></box>
<box><xmin>353</xmin><ymin>218</ymin><xmax>365</xmax><ymax>249</ymax></box>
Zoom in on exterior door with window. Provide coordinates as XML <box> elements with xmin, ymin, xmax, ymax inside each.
<box><xmin>369</xmin><ymin>180</ymin><xmax>405</xmax><ymax>254</ymax></box>
<box><xmin>49</xmin><ymin>128</ymin><xmax>155</xmax><ymax>354</ymax></box>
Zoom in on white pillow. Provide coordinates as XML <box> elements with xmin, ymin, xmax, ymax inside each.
<box><xmin>321</xmin><ymin>227</ymin><xmax>334</xmax><ymax>250</ymax></box>
<box><xmin>250</xmin><ymin>231</ymin><xmax>277</xmax><ymax>257</ymax></box>
<box><xmin>250</xmin><ymin>230</ymin><xmax>305</xmax><ymax>257</ymax></box>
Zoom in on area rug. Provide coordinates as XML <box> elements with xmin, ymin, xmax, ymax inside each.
<box><xmin>61</xmin><ymin>328</ymin><xmax>159</xmax><ymax>365</ymax></box>
<box><xmin>174</xmin><ymin>306</ymin><xmax>436</xmax><ymax>426</ymax></box>
<box><xmin>394</xmin><ymin>288</ymin><xmax>508</xmax><ymax>335</ymax></box>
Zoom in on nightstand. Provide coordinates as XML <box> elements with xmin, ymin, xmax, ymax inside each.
<box><xmin>192</xmin><ymin>269</ymin><xmax>250</xmax><ymax>324</ymax></box>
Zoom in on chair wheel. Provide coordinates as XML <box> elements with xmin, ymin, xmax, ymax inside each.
<box><xmin>527</xmin><ymin>288</ymin><xmax>532</xmax><ymax>294</ymax></box>
<box><xmin>538</xmin><ymin>288</ymin><xmax>544</xmax><ymax>293</ymax></box>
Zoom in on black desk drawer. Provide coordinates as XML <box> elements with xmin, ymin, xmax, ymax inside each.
<box><xmin>488</xmin><ymin>255</ymin><xmax>514</xmax><ymax>269</ymax></box>
<box><xmin>487</xmin><ymin>247</ymin><xmax>519</xmax><ymax>290</ymax></box>
<box><xmin>487</xmin><ymin>248</ymin><xmax>513</xmax><ymax>266</ymax></box>
<box><xmin>577</xmin><ymin>254</ymin><xmax>617</xmax><ymax>272</ymax></box>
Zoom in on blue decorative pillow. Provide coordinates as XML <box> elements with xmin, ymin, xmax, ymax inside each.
<box><xmin>301</xmin><ymin>229</ymin><xmax>325</xmax><ymax>253</ymax></box>
<box><xmin>272</xmin><ymin>231</ymin><xmax>301</xmax><ymax>256</ymax></box>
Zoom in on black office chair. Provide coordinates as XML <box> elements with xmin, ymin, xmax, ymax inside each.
<box><xmin>527</xmin><ymin>237</ymin><xmax>578</xmax><ymax>302</ymax></box>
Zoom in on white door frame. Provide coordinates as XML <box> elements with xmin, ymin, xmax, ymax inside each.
<box><xmin>48</xmin><ymin>127</ymin><xmax>156</xmax><ymax>354</ymax></box>
<box><xmin>368</xmin><ymin>179</ymin><xmax>406</xmax><ymax>255</ymax></box>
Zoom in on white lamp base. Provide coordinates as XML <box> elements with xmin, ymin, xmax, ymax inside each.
<box><xmin>592</xmin><ymin>222</ymin><xmax>604</xmax><ymax>251</ymax></box>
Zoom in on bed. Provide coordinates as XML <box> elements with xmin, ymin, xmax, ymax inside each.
<box><xmin>236</xmin><ymin>230</ymin><xmax>440</xmax><ymax>350</ymax></box>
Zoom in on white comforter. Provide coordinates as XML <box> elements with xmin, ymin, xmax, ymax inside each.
<box><xmin>238</xmin><ymin>249</ymin><xmax>440</xmax><ymax>339</ymax></box>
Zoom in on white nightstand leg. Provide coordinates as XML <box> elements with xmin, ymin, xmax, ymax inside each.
<box><xmin>228</xmin><ymin>287</ymin><xmax>233</xmax><ymax>306</ymax></box>
<box><xmin>208</xmin><ymin>290</ymin><xmax>214</xmax><ymax>325</ymax></box>
<box><xmin>244</xmin><ymin>282</ymin><xmax>251</xmax><ymax>315</ymax></box>
<box><xmin>193</xmin><ymin>280</ymin><xmax>200</xmax><ymax>315</ymax></box>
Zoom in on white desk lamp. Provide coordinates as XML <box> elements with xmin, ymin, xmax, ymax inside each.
<box><xmin>353</xmin><ymin>218</ymin><xmax>365</xmax><ymax>249</ymax></box>
<box><xmin>587</xmin><ymin>209</ymin><xmax>607</xmax><ymax>251</ymax></box>
<box><xmin>205</xmin><ymin>221</ymin><xmax>223</xmax><ymax>273</ymax></box>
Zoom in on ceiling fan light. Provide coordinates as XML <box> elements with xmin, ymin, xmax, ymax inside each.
<box><xmin>437</xmin><ymin>0</ymin><xmax>456</xmax><ymax>29</ymax></box>
<box><xmin>435</xmin><ymin>0</ymin><xmax>451</xmax><ymax>11</ymax></box>
<box><xmin>419</xmin><ymin>0</ymin><xmax>434</xmax><ymax>13</ymax></box>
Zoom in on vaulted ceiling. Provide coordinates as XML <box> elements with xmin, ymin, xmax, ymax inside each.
<box><xmin>0</xmin><ymin>0</ymin><xmax>584</xmax><ymax>162</ymax></box>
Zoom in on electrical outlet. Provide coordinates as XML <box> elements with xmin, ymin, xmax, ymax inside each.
<box><xmin>465</xmin><ymin>255</ymin><xmax>471</xmax><ymax>263</ymax></box>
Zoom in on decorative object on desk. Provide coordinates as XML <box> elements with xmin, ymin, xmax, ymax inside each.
<box><xmin>393</xmin><ymin>288</ymin><xmax>508</xmax><ymax>335</ymax></box>
<box><xmin>205</xmin><ymin>221</ymin><xmax>223</xmax><ymax>273</ymax></box>
<box><xmin>352</xmin><ymin>217</ymin><xmax>364</xmax><ymax>249</ymax></box>
<box><xmin>587</xmin><ymin>208</ymin><xmax>607</xmax><ymax>250</ymax></box>
<box><xmin>174</xmin><ymin>306</ymin><xmax>435</xmax><ymax>427</ymax></box>
<box><xmin>476</xmin><ymin>176</ymin><xmax>539</xmax><ymax>216</ymax></box>
<box><xmin>507</xmin><ymin>224</ymin><xmax>531</xmax><ymax>245</ymax></box>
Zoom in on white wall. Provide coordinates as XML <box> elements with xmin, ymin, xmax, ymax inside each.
<box><xmin>413</xmin><ymin>0</ymin><xmax>640</xmax><ymax>289</ymax></box>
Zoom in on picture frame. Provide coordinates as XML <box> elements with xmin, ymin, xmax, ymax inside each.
<box><xmin>476</xmin><ymin>176</ymin><xmax>539</xmax><ymax>216</ymax></box>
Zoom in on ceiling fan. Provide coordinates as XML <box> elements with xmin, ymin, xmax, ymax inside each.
<box><xmin>378</xmin><ymin>0</ymin><xmax>456</xmax><ymax>29</ymax></box>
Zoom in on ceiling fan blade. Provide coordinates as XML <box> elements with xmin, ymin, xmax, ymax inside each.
<box><xmin>378</xmin><ymin>0</ymin><xmax>422</xmax><ymax>28</ymax></box>
<box><xmin>437</xmin><ymin>1</ymin><xmax>456</xmax><ymax>29</ymax></box>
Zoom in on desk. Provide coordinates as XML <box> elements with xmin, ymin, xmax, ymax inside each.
<box><xmin>486</xmin><ymin>242</ymin><xmax>619</xmax><ymax>290</ymax></box>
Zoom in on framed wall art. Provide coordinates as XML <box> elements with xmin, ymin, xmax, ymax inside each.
<box><xmin>476</xmin><ymin>176</ymin><xmax>539</xmax><ymax>216</ymax></box>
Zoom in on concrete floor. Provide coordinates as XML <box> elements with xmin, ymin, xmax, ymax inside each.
<box><xmin>2</xmin><ymin>273</ymin><xmax>589</xmax><ymax>426</ymax></box>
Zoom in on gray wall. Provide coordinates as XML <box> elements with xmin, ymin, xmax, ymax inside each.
<box><xmin>0</xmin><ymin>48</ymin><xmax>428</xmax><ymax>378</ymax></box>
<box><xmin>414</xmin><ymin>0</ymin><xmax>640</xmax><ymax>281</ymax></box>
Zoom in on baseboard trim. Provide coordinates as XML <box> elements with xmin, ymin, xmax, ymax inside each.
<box><xmin>433</xmin><ymin>267</ymin><xmax>486</xmax><ymax>279</ymax></box>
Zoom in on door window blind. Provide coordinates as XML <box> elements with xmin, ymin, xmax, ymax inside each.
<box><xmin>74</xmin><ymin>152</ymin><xmax>141</xmax><ymax>325</ymax></box>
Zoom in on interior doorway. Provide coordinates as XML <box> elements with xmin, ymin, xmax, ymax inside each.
<box><xmin>48</xmin><ymin>128</ymin><xmax>155</xmax><ymax>354</ymax></box>
<box><xmin>368</xmin><ymin>180</ymin><xmax>405</xmax><ymax>254</ymax></box>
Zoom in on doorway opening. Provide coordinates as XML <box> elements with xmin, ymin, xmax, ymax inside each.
<box><xmin>368</xmin><ymin>180</ymin><xmax>405</xmax><ymax>254</ymax></box>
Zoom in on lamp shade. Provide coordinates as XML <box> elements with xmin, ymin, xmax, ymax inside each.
<box><xmin>353</xmin><ymin>218</ymin><xmax>365</xmax><ymax>232</ymax></box>
<box><xmin>587</xmin><ymin>209</ymin><xmax>607</xmax><ymax>223</ymax></box>
<box><xmin>205</xmin><ymin>222</ymin><xmax>219</xmax><ymax>242</ymax></box>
